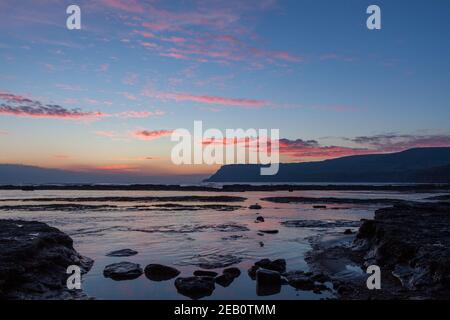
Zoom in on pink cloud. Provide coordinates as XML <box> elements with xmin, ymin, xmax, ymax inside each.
<box><xmin>349</xmin><ymin>134</ymin><xmax>450</xmax><ymax>152</ymax></box>
<box><xmin>130</xmin><ymin>129</ymin><xmax>173</xmax><ymax>140</ymax></box>
<box><xmin>142</xmin><ymin>22</ymin><xmax>173</xmax><ymax>32</ymax></box>
<box><xmin>118</xmin><ymin>110</ymin><xmax>165</xmax><ymax>118</ymax></box>
<box><xmin>95</xmin><ymin>131</ymin><xmax>121</xmax><ymax>139</ymax></box>
<box><xmin>158</xmin><ymin>92</ymin><xmax>267</xmax><ymax>108</ymax></box>
<box><xmin>159</xmin><ymin>52</ymin><xmax>188</xmax><ymax>60</ymax></box>
<box><xmin>121</xmin><ymin>92</ymin><xmax>138</xmax><ymax>101</ymax></box>
<box><xmin>55</xmin><ymin>83</ymin><xmax>83</xmax><ymax>91</ymax></box>
<box><xmin>99</xmin><ymin>64</ymin><xmax>110</xmax><ymax>72</ymax></box>
<box><xmin>0</xmin><ymin>91</ymin><xmax>107</xmax><ymax>120</ymax></box>
<box><xmin>102</xmin><ymin>0</ymin><xmax>144</xmax><ymax>13</ymax></box>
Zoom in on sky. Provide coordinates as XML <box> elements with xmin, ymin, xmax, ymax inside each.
<box><xmin>1</xmin><ymin>0</ymin><xmax>450</xmax><ymax>180</ymax></box>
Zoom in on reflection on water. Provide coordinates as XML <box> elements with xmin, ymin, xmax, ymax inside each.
<box><xmin>0</xmin><ymin>189</ymin><xmax>442</xmax><ymax>300</ymax></box>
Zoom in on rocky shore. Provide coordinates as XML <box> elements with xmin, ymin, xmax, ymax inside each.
<box><xmin>306</xmin><ymin>202</ymin><xmax>450</xmax><ymax>299</ymax></box>
<box><xmin>1</xmin><ymin>183</ymin><xmax>449</xmax><ymax>192</ymax></box>
<box><xmin>0</xmin><ymin>220</ymin><xmax>93</xmax><ymax>299</ymax></box>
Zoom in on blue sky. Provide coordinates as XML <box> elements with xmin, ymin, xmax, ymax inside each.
<box><xmin>1</xmin><ymin>0</ymin><xmax>450</xmax><ymax>177</ymax></box>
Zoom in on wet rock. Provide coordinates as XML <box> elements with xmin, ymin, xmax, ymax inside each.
<box><xmin>354</xmin><ymin>203</ymin><xmax>450</xmax><ymax>294</ymax></box>
<box><xmin>258</xmin><ymin>229</ymin><xmax>279</xmax><ymax>234</ymax></box>
<box><xmin>223</xmin><ymin>267</ymin><xmax>241</xmax><ymax>278</ymax></box>
<box><xmin>256</xmin><ymin>269</ymin><xmax>281</xmax><ymax>286</ymax></box>
<box><xmin>255</xmin><ymin>216</ymin><xmax>265</xmax><ymax>223</ymax></box>
<box><xmin>189</xmin><ymin>253</ymin><xmax>242</xmax><ymax>269</ymax></box>
<box><xmin>313</xmin><ymin>205</ymin><xmax>327</xmax><ymax>209</ymax></box>
<box><xmin>259</xmin><ymin>241</ymin><xmax>264</xmax><ymax>247</ymax></box>
<box><xmin>255</xmin><ymin>258</ymin><xmax>286</xmax><ymax>273</ymax></box>
<box><xmin>344</xmin><ymin>229</ymin><xmax>353</xmax><ymax>235</ymax></box>
<box><xmin>103</xmin><ymin>262</ymin><xmax>143</xmax><ymax>281</ymax></box>
<box><xmin>282</xmin><ymin>219</ymin><xmax>361</xmax><ymax>228</ymax></box>
<box><xmin>175</xmin><ymin>276</ymin><xmax>215</xmax><ymax>299</ymax></box>
<box><xmin>308</xmin><ymin>202</ymin><xmax>450</xmax><ymax>299</ymax></box>
<box><xmin>194</xmin><ymin>270</ymin><xmax>218</xmax><ymax>277</ymax></box>
<box><xmin>248</xmin><ymin>265</ymin><xmax>259</xmax><ymax>280</ymax></box>
<box><xmin>248</xmin><ymin>259</ymin><xmax>286</xmax><ymax>279</ymax></box>
<box><xmin>145</xmin><ymin>264</ymin><xmax>180</xmax><ymax>281</ymax></box>
<box><xmin>0</xmin><ymin>219</ymin><xmax>93</xmax><ymax>299</ymax></box>
<box><xmin>285</xmin><ymin>271</ymin><xmax>315</xmax><ymax>290</ymax></box>
<box><xmin>311</xmin><ymin>273</ymin><xmax>330</xmax><ymax>283</ymax></box>
<box><xmin>215</xmin><ymin>274</ymin><xmax>234</xmax><ymax>287</ymax></box>
<box><xmin>106</xmin><ymin>249</ymin><xmax>138</xmax><ymax>257</ymax></box>
<box><xmin>262</xmin><ymin>196</ymin><xmax>407</xmax><ymax>205</ymax></box>
<box><xmin>249</xmin><ymin>203</ymin><xmax>262</xmax><ymax>210</ymax></box>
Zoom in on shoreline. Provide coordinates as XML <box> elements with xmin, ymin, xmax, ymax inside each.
<box><xmin>1</xmin><ymin>183</ymin><xmax>450</xmax><ymax>192</ymax></box>
<box><xmin>306</xmin><ymin>202</ymin><xmax>450</xmax><ymax>299</ymax></box>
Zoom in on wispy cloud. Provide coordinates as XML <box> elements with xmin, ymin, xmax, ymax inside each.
<box><xmin>130</xmin><ymin>129</ymin><xmax>173</xmax><ymax>140</ymax></box>
<box><xmin>117</xmin><ymin>110</ymin><xmax>165</xmax><ymax>118</ymax></box>
<box><xmin>102</xmin><ymin>0</ymin><xmax>145</xmax><ymax>13</ymax></box>
<box><xmin>0</xmin><ymin>91</ymin><xmax>107</xmax><ymax>120</ymax></box>
<box><xmin>156</xmin><ymin>92</ymin><xmax>267</xmax><ymax>108</ymax></box>
<box><xmin>347</xmin><ymin>134</ymin><xmax>450</xmax><ymax>152</ymax></box>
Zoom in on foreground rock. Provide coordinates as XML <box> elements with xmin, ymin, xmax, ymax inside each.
<box><xmin>258</xmin><ymin>229</ymin><xmax>279</xmax><ymax>234</ymax></box>
<box><xmin>175</xmin><ymin>276</ymin><xmax>215</xmax><ymax>299</ymax></box>
<box><xmin>248</xmin><ymin>259</ymin><xmax>286</xmax><ymax>279</ymax></box>
<box><xmin>255</xmin><ymin>216</ymin><xmax>265</xmax><ymax>223</ymax></box>
<box><xmin>307</xmin><ymin>202</ymin><xmax>450</xmax><ymax>299</ymax></box>
<box><xmin>106</xmin><ymin>249</ymin><xmax>138</xmax><ymax>257</ymax></box>
<box><xmin>214</xmin><ymin>267</ymin><xmax>241</xmax><ymax>287</ymax></box>
<box><xmin>262</xmin><ymin>196</ymin><xmax>408</xmax><ymax>205</ymax></box>
<box><xmin>255</xmin><ymin>269</ymin><xmax>281</xmax><ymax>296</ymax></box>
<box><xmin>194</xmin><ymin>270</ymin><xmax>218</xmax><ymax>277</ymax></box>
<box><xmin>284</xmin><ymin>271</ymin><xmax>329</xmax><ymax>293</ymax></box>
<box><xmin>0</xmin><ymin>219</ymin><xmax>93</xmax><ymax>299</ymax></box>
<box><xmin>145</xmin><ymin>264</ymin><xmax>180</xmax><ymax>281</ymax></box>
<box><xmin>103</xmin><ymin>262</ymin><xmax>143</xmax><ymax>281</ymax></box>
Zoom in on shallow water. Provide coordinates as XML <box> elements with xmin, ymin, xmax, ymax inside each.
<box><xmin>0</xmin><ymin>189</ymin><xmax>444</xmax><ymax>300</ymax></box>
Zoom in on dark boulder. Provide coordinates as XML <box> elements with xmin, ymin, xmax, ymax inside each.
<box><xmin>0</xmin><ymin>219</ymin><xmax>93</xmax><ymax>299</ymax></box>
<box><xmin>255</xmin><ymin>216</ymin><xmax>265</xmax><ymax>223</ymax></box>
<box><xmin>256</xmin><ymin>269</ymin><xmax>281</xmax><ymax>286</ymax></box>
<box><xmin>255</xmin><ymin>258</ymin><xmax>286</xmax><ymax>273</ymax></box>
<box><xmin>194</xmin><ymin>270</ymin><xmax>218</xmax><ymax>277</ymax></box>
<box><xmin>285</xmin><ymin>271</ymin><xmax>315</xmax><ymax>290</ymax></box>
<box><xmin>145</xmin><ymin>264</ymin><xmax>180</xmax><ymax>281</ymax></box>
<box><xmin>103</xmin><ymin>262</ymin><xmax>143</xmax><ymax>280</ymax></box>
<box><xmin>106</xmin><ymin>249</ymin><xmax>138</xmax><ymax>257</ymax></box>
<box><xmin>174</xmin><ymin>276</ymin><xmax>215</xmax><ymax>299</ymax></box>
<box><xmin>258</xmin><ymin>229</ymin><xmax>279</xmax><ymax>234</ymax></box>
<box><xmin>223</xmin><ymin>267</ymin><xmax>241</xmax><ymax>278</ymax></box>
<box><xmin>215</xmin><ymin>274</ymin><xmax>234</xmax><ymax>287</ymax></box>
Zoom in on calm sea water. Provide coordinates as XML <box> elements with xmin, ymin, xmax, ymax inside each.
<box><xmin>0</xmin><ymin>189</ymin><xmax>443</xmax><ymax>300</ymax></box>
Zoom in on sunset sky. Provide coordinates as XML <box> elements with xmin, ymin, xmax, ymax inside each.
<box><xmin>1</xmin><ymin>0</ymin><xmax>450</xmax><ymax>180</ymax></box>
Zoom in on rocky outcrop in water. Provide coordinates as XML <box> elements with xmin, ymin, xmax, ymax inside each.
<box><xmin>307</xmin><ymin>202</ymin><xmax>450</xmax><ymax>299</ymax></box>
<box><xmin>145</xmin><ymin>264</ymin><xmax>180</xmax><ymax>281</ymax></box>
<box><xmin>0</xmin><ymin>219</ymin><xmax>93</xmax><ymax>299</ymax></box>
<box><xmin>103</xmin><ymin>262</ymin><xmax>143</xmax><ymax>281</ymax></box>
<box><xmin>354</xmin><ymin>203</ymin><xmax>450</xmax><ymax>298</ymax></box>
<box><xmin>106</xmin><ymin>249</ymin><xmax>138</xmax><ymax>257</ymax></box>
<box><xmin>174</xmin><ymin>276</ymin><xmax>215</xmax><ymax>299</ymax></box>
